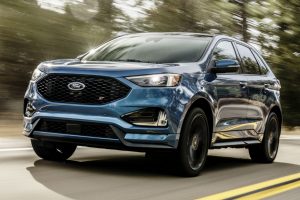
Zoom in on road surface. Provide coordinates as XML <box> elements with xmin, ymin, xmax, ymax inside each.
<box><xmin>0</xmin><ymin>130</ymin><xmax>299</xmax><ymax>199</ymax></box>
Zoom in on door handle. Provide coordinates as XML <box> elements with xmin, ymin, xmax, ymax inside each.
<box><xmin>239</xmin><ymin>82</ymin><xmax>248</xmax><ymax>88</ymax></box>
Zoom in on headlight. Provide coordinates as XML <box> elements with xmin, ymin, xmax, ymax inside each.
<box><xmin>126</xmin><ymin>74</ymin><xmax>181</xmax><ymax>87</ymax></box>
<box><xmin>31</xmin><ymin>68</ymin><xmax>45</xmax><ymax>81</ymax></box>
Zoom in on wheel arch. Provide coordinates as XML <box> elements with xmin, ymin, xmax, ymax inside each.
<box><xmin>177</xmin><ymin>96</ymin><xmax>215</xmax><ymax>146</ymax></box>
<box><xmin>269</xmin><ymin>105</ymin><xmax>283</xmax><ymax>128</ymax></box>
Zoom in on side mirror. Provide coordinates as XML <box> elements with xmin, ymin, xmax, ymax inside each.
<box><xmin>210</xmin><ymin>59</ymin><xmax>240</xmax><ymax>73</ymax></box>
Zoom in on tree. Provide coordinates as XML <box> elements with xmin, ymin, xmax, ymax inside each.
<box><xmin>0</xmin><ymin>0</ymin><xmax>129</xmax><ymax>113</ymax></box>
<box><xmin>136</xmin><ymin>0</ymin><xmax>238</xmax><ymax>34</ymax></box>
<box><xmin>255</xmin><ymin>0</ymin><xmax>300</xmax><ymax>127</ymax></box>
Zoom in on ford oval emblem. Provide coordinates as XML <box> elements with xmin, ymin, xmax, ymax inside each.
<box><xmin>67</xmin><ymin>82</ymin><xmax>86</xmax><ymax>91</ymax></box>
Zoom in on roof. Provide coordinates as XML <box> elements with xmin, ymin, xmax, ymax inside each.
<box><xmin>119</xmin><ymin>32</ymin><xmax>214</xmax><ymax>37</ymax></box>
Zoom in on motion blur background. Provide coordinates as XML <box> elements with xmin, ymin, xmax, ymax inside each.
<box><xmin>0</xmin><ymin>0</ymin><xmax>299</xmax><ymax>128</ymax></box>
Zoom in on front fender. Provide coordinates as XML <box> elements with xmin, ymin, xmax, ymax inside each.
<box><xmin>177</xmin><ymin>92</ymin><xmax>216</xmax><ymax>139</ymax></box>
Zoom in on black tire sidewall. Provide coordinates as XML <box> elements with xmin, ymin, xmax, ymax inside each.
<box><xmin>249</xmin><ymin>112</ymin><xmax>281</xmax><ymax>163</ymax></box>
<box><xmin>31</xmin><ymin>140</ymin><xmax>76</xmax><ymax>161</ymax></box>
<box><xmin>262</xmin><ymin>112</ymin><xmax>280</xmax><ymax>161</ymax></box>
<box><xmin>178</xmin><ymin>107</ymin><xmax>209</xmax><ymax>176</ymax></box>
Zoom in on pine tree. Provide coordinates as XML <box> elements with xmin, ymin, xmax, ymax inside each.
<box><xmin>255</xmin><ymin>0</ymin><xmax>300</xmax><ymax>126</ymax></box>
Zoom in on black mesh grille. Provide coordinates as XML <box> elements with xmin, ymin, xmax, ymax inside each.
<box><xmin>35</xmin><ymin>119</ymin><xmax>118</xmax><ymax>139</ymax></box>
<box><xmin>37</xmin><ymin>74</ymin><xmax>131</xmax><ymax>104</ymax></box>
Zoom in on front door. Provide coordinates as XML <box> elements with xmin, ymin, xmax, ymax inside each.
<box><xmin>205</xmin><ymin>40</ymin><xmax>250</xmax><ymax>144</ymax></box>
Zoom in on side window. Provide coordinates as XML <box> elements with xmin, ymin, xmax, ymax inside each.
<box><xmin>252</xmin><ymin>50</ymin><xmax>269</xmax><ymax>75</ymax></box>
<box><xmin>213</xmin><ymin>41</ymin><xmax>237</xmax><ymax>60</ymax></box>
<box><xmin>236</xmin><ymin>44</ymin><xmax>261</xmax><ymax>74</ymax></box>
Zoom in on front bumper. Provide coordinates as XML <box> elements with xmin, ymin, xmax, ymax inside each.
<box><xmin>23</xmin><ymin>76</ymin><xmax>187</xmax><ymax>150</ymax></box>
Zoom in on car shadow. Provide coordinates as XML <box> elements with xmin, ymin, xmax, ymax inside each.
<box><xmin>26</xmin><ymin>151</ymin><xmax>300</xmax><ymax>200</ymax></box>
<box><xmin>27</xmin><ymin>153</ymin><xmax>253</xmax><ymax>177</ymax></box>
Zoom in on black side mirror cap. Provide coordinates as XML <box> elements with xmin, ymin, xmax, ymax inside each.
<box><xmin>210</xmin><ymin>59</ymin><xmax>240</xmax><ymax>73</ymax></box>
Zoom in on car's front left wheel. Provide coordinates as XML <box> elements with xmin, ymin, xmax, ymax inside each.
<box><xmin>177</xmin><ymin>107</ymin><xmax>209</xmax><ymax>177</ymax></box>
<box><xmin>31</xmin><ymin>140</ymin><xmax>77</xmax><ymax>161</ymax></box>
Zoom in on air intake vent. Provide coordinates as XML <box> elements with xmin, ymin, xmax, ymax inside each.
<box><xmin>35</xmin><ymin>119</ymin><xmax>118</xmax><ymax>139</ymax></box>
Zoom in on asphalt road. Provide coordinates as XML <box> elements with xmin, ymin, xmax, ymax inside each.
<box><xmin>0</xmin><ymin>134</ymin><xmax>299</xmax><ymax>200</ymax></box>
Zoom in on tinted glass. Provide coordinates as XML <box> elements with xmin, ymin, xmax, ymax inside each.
<box><xmin>236</xmin><ymin>44</ymin><xmax>260</xmax><ymax>74</ymax></box>
<box><xmin>82</xmin><ymin>35</ymin><xmax>212</xmax><ymax>64</ymax></box>
<box><xmin>213</xmin><ymin>41</ymin><xmax>237</xmax><ymax>60</ymax></box>
<box><xmin>252</xmin><ymin>50</ymin><xmax>269</xmax><ymax>74</ymax></box>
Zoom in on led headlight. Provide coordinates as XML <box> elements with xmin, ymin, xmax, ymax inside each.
<box><xmin>126</xmin><ymin>74</ymin><xmax>181</xmax><ymax>87</ymax></box>
<box><xmin>31</xmin><ymin>68</ymin><xmax>45</xmax><ymax>81</ymax></box>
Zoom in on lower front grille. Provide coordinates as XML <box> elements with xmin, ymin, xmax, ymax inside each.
<box><xmin>35</xmin><ymin>119</ymin><xmax>118</xmax><ymax>139</ymax></box>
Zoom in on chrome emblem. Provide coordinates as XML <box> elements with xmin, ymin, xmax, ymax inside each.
<box><xmin>67</xmin><ymin>82</ymin><xmax>85</xmax><ymax>91</ymax></box>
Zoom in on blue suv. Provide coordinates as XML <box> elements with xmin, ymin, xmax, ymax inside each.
<box><xmin>24</xmin><ymin>33</ymin><xmax>282</xmax><ymax>176</ymax></box>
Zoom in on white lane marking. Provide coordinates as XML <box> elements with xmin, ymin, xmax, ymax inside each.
<box><xmin>0</xmin><ymin>147</ymin><xmax>32</xmax><ymax>152</ymax></box>
<box><xmin>281</xmin><ymin>135</ymin><xmax>300</xmax><ymax>140</ymax></box>
<box><xmin>0</xmin><ymin>146</ymin><xmax>88</xmax><ymax>152</ymax></box>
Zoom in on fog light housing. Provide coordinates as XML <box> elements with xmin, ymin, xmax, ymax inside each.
<box><xmin>24</xmin><ymin>100</ymin><xmax>36</xmax><ymax>117</ymax></box>
<box><xmin>122</xmin><ymin>108</ymin><xmax>168</xmax><ymax>127</ymax></box>
<box><xmin>23</xmin><ymin>121</ymin><xmax>33</xmax><ymax>132</ymax></box>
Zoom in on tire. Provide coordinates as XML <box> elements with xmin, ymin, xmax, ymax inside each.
<box><xmin>31</xmin><ymin>140</ymin><xmax>77</xmax><ymax>161</ymax></box>
<box><xmin>249</xmin><ymin>112</ymin><xmax>280</xmax><ymax>163</ymax></box>
<box><xmin>177</xmin><ymin>107</ymin><xmax>209</xmax><ymax>177</ymax></box>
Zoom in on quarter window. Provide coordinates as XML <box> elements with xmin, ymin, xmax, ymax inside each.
<box><xmin>252</xmin><ymin>50</ymin><xmax>269</xmax><ymax>75</ymax></box>
<box><xmin>236</xmin><ymin>44</ymin><xmax>260</xmax><ymax>74</ymax></box>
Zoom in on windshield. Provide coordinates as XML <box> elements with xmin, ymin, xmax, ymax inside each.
<box><xmin>82</xmin><ymin>34</ymin><xmax>212</xmax><ymax>63</ymax></box>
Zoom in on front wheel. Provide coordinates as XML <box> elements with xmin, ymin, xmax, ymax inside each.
<box><xmin>31</xmin><ymin>140</ymin><xmax>77</xmax><ymax>161</ymax></box>
<box><xmin>249</xmin><ymin>112</ymin><xmax>280</xmax><ymax>163</ymax></box>
<box><xmin>177</xmin><ymin>107</ymin><xmax>209</xmax><ymax>177</ymax></box>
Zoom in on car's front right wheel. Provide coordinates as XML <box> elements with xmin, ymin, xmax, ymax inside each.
<box><xmin>177</xmin><ymin>107</ymin><xmax>209</xmax><ymax>177</ymax></box>
<box><xmin>31</xmin><ymin>140</ymin><xmax>77</xmax><ymax>161</ymax></box>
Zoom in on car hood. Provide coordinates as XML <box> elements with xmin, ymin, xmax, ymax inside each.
<box><xmin>37</xmin><ymin>59</ymin><xmax>202</xmax><ymax>77</ymax></box>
